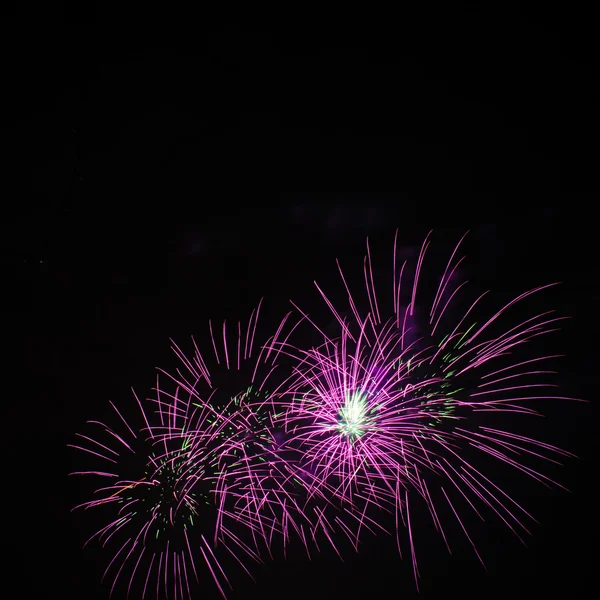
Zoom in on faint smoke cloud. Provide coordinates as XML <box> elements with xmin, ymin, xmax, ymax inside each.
<box><xmin>290</xmin><ymin>202</ymin><xmax>386</xmax><ymax>239</ymax></box>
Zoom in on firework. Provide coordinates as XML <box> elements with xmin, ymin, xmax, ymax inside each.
<box><xmin>161</xmin><ymin>301</ymin><xmax>349</xmax><ymax>560</ymax></box>
<box><xmin>70</xmin><ymin>300</ymin><xmax>336</xmax><ymax>599</ymax></box>
<box><xmin>69</xmin><ymin>386</ymin><xmax>221</xmax><ymax>600</ymax></box>
<box><xmin>69</xmin><ymin>368</ymin><xmax>282</xmax><ymax>600</ymax></box>
<box><xmin>70</xmin><ymin>231</ymin><xmax>583</xmax><ymax>595</ymax></box>
<box><xmin>275</xmin><ymin>230</ymin><xmax>583</xmax><ymax>588</ymax></box>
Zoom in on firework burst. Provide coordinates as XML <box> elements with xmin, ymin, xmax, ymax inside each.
<box><xmin>275</xmin><ymin>230</ymin><xmax>583</xmax><ymax>587</ymax></box>
<box><xmin>70</xmin><ymin>231</ymin><xmax>584</xmax><ymax>596</ymax></box>
<box><xmin>69</xmin><ymin>301</ymin><xmax>306</xmax><ymax>599</ymax></box>
<box><xmin>161</xmin><ymin>301</ymin><xmax>351</xmax><ymax>561</ymax></box>
<box><xmin>69</xmin><ymin>387</ymin><xmax>226</xmax><ymax>600</ymax></box>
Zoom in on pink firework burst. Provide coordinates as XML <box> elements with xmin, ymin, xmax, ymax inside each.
<box><xmin>275</xmin><ymin>230</ymin><xmax>584</xmax><ymax>588</ymax></box>
<box><xmin>69</xmin><ymin>301</ymin><xmax>305</xmax><ymax>599</ymax></box>
<box><xmin>160</xmin><ymin>301</ymin><xmax>352</xmax><ymax>561</ymax></box>
<box><xmin>69</xmin><ymin>386</ymin><xmax>236</xmax><ymax>600</ymax></box>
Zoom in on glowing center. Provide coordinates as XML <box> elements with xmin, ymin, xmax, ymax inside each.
<box><xmin>336</xmin><ymin>390</ymin><xmax>372</xmax><ymax>439</ymax></box>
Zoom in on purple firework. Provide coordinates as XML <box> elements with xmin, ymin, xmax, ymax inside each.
<box><xmin>70</xmin><ymin>300</ymin><xmax>339</xmax><ymax>599</ymax></box>
<box><xmin>69</xmin><ymin>375</ymin><xmax>273</xmax><ymax>600</ymax></box>
<box><xmin>274</xmin><ymin>230</ymin><xmax>583</xmax><ymax>588</ymax></box>
<box><xmin>161</xmin><ymin>301</ymin><xmax>350</xmax><ymax>560</ymax></box>
<box><xmin>71</xmin><ymin>306</ymin><xmax>294</xmax><ymax>599</ymax></box>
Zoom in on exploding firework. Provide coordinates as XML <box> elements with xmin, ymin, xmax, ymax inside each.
<box><xmin>162</xmin><ymin>302</ymin><xmax>350</xmax><ymax>560</ymax></box>
<box><xmin>70</xmin><ymin>231</ymin><xmax>583</xmax><ymax>596</ymax></box>
<box><xmin>275</xmin><ymin>230</ymin><xmax>583</xmax><ymax>587</ymax></box>
<box><xmin>69</xmin><ymin>366</ymin><xmax>290</xmax><ymax>600</ymax></box>
<box><xmin>69</xmin><ymin>387</ymin><xmax>228</xmax><ymax>600</ymax></box>
<box><xmin>70</xmin><ymin>300</ymin><xmax>338</xmax><ymax>599</ymax></box>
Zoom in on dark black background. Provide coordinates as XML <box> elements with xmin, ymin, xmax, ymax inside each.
<box><xmin>6</xmin><ymin>2</ymin><xmax>598</xmax><ymax>599</ymax></box>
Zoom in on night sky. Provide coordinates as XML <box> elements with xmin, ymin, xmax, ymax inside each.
<box><xmin>6</xmin><ymin>4</ymin><xmax>599</xmax><ymax>599</ymax></box>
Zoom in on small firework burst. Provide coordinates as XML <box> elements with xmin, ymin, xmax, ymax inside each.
<box><xmin>161</xmin><ymin>304</ymin><xmax>347</xmax><ymax>560</ymax></box>
<box><xmin>69</xmin><ymin>301</ymin><xmax>301</xmax><ymax>599</ymax></box>
<box><xmin>69</xmin><ymin>388</ymin><xmax>228</xmax><ymax>600</ymax></box>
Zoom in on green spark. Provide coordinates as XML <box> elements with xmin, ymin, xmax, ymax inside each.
<box><xmin>335</xmin><ymin>390</ymin><xmax>375</xmax><ymax>439</ymax></box>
